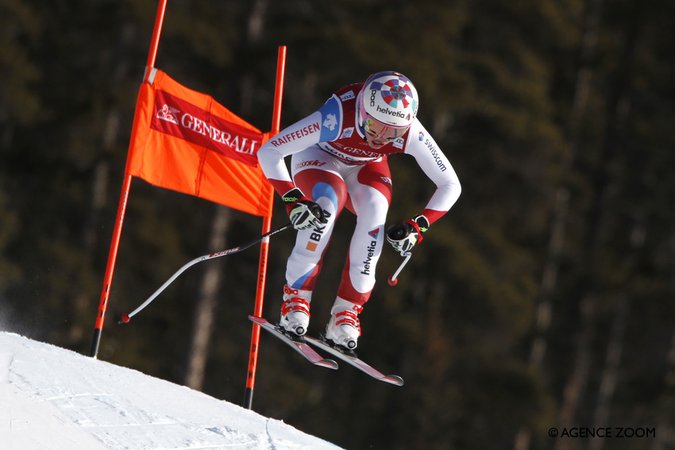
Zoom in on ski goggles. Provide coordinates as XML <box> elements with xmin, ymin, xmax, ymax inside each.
<box><xmin>360</xmin><ymin>114</ymin><xmax>408</xmax><ymax>142</ymax></box>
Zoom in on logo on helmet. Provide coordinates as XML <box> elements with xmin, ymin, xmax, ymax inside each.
<box><xmin>376</xmin><ymin>104</ymin><xmax>408</xmax><ymax>120</ymax></box>
<box><xmin>380</xmin><ymin>79</ymin><xmax>413</xmax><ymax>108</ymax></box>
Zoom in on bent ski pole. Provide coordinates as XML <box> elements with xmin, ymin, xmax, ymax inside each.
<box><xmin>119</xmin><ymin>223</ymin><xmax>292</xmax><ymax>324</ymax></box>
<box><xmin>387</xmin><ymin>251</ymin><xmax>412</xmax><ymax>286</ymax></box>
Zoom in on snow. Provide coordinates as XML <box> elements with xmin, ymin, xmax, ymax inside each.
<box><xmin>0</xmin><ymin>332</ymin><xmax>342</xmax><ymax>450</ymax></box>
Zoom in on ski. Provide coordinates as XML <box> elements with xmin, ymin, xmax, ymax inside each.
<box><xmin>304</xmin><ymin>335</ymin><xmax>404</xmax><ymax>386</ymax></box>
<box><xmin>248</xmin><ymin>316</ymin><xmax>338</xmax><ymax>370</ymax></box>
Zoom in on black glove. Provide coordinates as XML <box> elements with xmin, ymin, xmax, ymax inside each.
<box><xmin>386</xmin><ymin>215</ymin><xmax>429</xmax><ymax>253</ymax></box>
<box><xmin>282</xmin><ymin>188</ymin><xmax>330</xmax><ymax>230</ymax></box>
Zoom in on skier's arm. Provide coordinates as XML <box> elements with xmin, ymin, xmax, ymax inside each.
<box><xmin>257</xmin><ymin>95</ymin><xmax>343</xmax><ymax>229</ymax></box>
<box><xmin>404</xmin><ymin>120</ymin><xmax>461</xmax><ymax>225</ymax></box>
<box><xmin>257</xmin><ymin>95</ymin><xmax>343</xmax><ymax>195</ymax></box>
<box><xmin>257</xmin><ymin>111</ymin><xmax>324</xmax><ymax>195</ymax></box>
<box><xmin>385</xmin><ymin>123</ymin><xmax>460</xmax><ymax>252</ymax></box>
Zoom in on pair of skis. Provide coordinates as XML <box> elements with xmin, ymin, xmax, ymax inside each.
<box><xmin>116</xmin><ymin>222</ymin><xmax>411</xmax><ymax>388</ymax></box>
<box><xmin>249</xmin><ymin>315</ymin><xmax>404</xmax><ymax>387</ymax></box>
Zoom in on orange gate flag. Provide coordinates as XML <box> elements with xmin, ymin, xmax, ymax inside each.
<box><xmin>127</xmin><ymin>68</ymin><xmax>273</xmax><ymax>217</ymax></box>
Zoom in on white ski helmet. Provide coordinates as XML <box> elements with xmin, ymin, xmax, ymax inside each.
<box><xmin>358</xmin><ymin>71</ymin><xmax>419</xmax><ymax>130</ymax></box>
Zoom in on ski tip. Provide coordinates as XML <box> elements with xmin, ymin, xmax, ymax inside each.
<box><xmin>384</xmin><ymin>375</ymin><xmax>405</xmax><ymax>387</ymax></box>
<box><xmin>320</xmin><ymin>359</ymin><xmax>340</xmax><ymax>370</ymax></box>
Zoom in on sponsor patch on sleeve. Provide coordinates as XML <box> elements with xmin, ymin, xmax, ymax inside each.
<box><xmin>318</xmin><ymin>96</ymin><xmax>342</xmax><ymax>142</ymax></box>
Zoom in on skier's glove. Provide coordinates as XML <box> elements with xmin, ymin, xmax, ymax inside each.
<box><xmin>386</xmin><ymin>215</ymin><xmax>430</xmax><ymax>253</ymax></box>
<box><xmin>283</xmin><ymin>188</ymin><xmax>330</xmax><ymax>230</ymax></box>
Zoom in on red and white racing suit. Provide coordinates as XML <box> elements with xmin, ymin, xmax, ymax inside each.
<box><xmin>257</xmin><ymin>83</ymin><xmax>461</xmax><ymax>306</ymax></box>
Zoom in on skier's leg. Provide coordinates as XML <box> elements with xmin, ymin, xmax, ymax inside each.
<box><xmin>279</xmin><ymin>147</ymin><xmax>348</xmax><ymax>335</ymax></box>
<box><xmin>326</xmin><ymin>159</ymin><xmax>392</xmax><ymax>348</ymax></box>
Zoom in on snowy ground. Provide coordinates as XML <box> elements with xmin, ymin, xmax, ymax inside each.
<box><xmin>0</xmin><ymin>332</ymin><xmax>341</xmax><ymax>450</ymax></box>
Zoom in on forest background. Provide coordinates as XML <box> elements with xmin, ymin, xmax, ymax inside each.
<box><xmin>1</xmin><ymin>1</ymin><xmax>673</xmax><ymax>449</ymax></box>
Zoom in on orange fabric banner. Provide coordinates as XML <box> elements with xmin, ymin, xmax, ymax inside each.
<box><xmin>127</xmin><ymin>69</ymin><xmax>273</xmax><ymax>217</ymax></box>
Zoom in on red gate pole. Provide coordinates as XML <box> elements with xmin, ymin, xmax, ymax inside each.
<box><xmin>90</xmin><ymin>0</ymin><xmax>169</xmax><ymax>358</ymax></box>
<box><xmin>244</xmin><ymin>45</ymin><xmax>287</xmax><ymax>409</ymax></box>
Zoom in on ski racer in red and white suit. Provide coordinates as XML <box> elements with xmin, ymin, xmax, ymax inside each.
<box><xmin>257</xmin><ymin>71</ymin><xmax>461</xmax><ymax>350</ymax></box>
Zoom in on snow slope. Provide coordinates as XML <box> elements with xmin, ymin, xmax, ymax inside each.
<box><xmin>0</xmin><ymin>332</ymin><xmax>341</xmax><ymax>450</ymax></box>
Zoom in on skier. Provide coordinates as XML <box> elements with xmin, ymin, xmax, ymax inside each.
<box><xmin>257</xmin><ymin>71</ymin><xmax>461</xmax><ymax>351</ymax></box>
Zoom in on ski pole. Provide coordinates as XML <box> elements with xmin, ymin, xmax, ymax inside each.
<box><xmin>119</xmin><ymin>222</ymin><xmax>292</xmax><ymax>324</ymax></box>
<box><xmin>387</xmin><ymin>251</ymin><xmax>412</xmax><ymax>286</ymax></box>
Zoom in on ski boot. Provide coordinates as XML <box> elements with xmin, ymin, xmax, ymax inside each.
<box><xmin>279</xmin><ymin>284</ymin><xmax>311</xmax><ymax>337</ymax></box>
<box><xmin>325</xmin><ymin>297</ymin><xmax>363</xmax><ymax>351</ymax></box>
